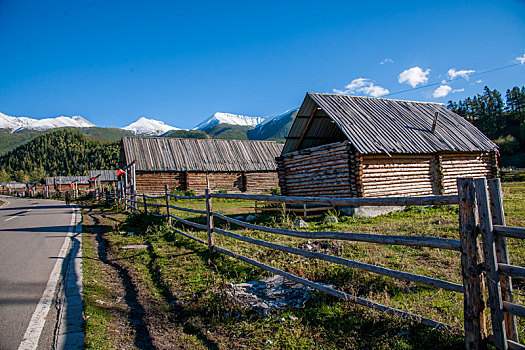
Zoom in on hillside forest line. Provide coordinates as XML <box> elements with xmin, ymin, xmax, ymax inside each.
<box><xmin>0</xmin><ymin>85</ymin><xmax>523</xmax><ymax>183</ymax></box>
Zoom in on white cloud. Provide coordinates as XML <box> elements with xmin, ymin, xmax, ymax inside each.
<box><xmin>380</xmin><ymin>58</ymin><xmax>394</xmax><ymax>65</ymax></box>
<box><xmin>452</xmin><ymin>88</ymin><xmax>465</xmax><ymax>93</ymax></box>
<box><xmin>398</xmin><ymin>67</ymin><xmax>430</xmax><ymax>87</ymax></box>
<box><xmin>516</xmin><ymin>54</ymin><xmax>525</xmax><ymax>64</ymax></box>
<box><xmin>433</xmin><ymin>85</ymin><xmax>452</xmax><ymax>98</ymax></box>
<box><xmin>333</xmin><ymin>78</ymin><xmax>390</xmax><ymax>97</ymax></box>
<box><xmin>475</xmin><ymin>79</ymin><xmax>483</xmax><ymax>84</ymax></box>
<box><xmin>448</xmin><ymin>68</ymin><xmax>475</xmax><ymax>80</ymax></box>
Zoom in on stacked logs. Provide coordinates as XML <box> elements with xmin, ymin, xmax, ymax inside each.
<box><xmin>277</xmin><ymin>142</ymin><xmax>355</xmax><ymax>197</ymax></box>
<box><xmin>244</xmin><ymin>172</ymin><xmax>279</xmax><ymax>193</ymax></box>
<box><xmin>136</xmin><ymin>171</ymin><xmax>184</xmax><ymax>195</ymax></box>
<box><xmin>441</xmin><ymin>152</ymin><xmax>495</xmax><ymax>195</ymax></box>
<box><xmin>187</xmin><ymin>172</ymin><xmax>244</xmax><ymax>193</ymax></box>
<box><xmin>361</xmin><ymin>154</ymin><xmax>435</xmax><ymax>197</ymax></box>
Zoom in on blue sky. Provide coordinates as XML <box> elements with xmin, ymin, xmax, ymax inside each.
<box><xmin>1</xmin><ymin>0</ymin><xmax>524</xmax><ymax>129</ymax></box>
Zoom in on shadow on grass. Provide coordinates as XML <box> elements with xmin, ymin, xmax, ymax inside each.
<box><xmin>85</xmin><ymin>211</ymin><xmax>156</xmax><ymax>350</ymax></box>
<box><xmin>121</xmin><ymin>209</ymin><xmax>466</xmax><ymax>349</ymax></box>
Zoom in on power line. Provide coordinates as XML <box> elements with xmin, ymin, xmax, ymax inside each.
<box><xmin>384</xmin><ymin>62</ymin><xmax>523</xmax><ymax>98</ymax></box>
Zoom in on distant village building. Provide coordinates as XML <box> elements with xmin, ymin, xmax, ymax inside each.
<box><xmin>0</xmin><ymin>182</ymin><xmax>27</xmax><ymax>195</ymax></box>
<box><xmin>88</xmin><ymin>170</ymin><xmax>118</xmax><ymax>188</ymax></box>
<box><xmin>120</xmin><ymin>137</ymin><xmax>283</xmax><ymax>194</ymax></box>
<box><xmin>277</xmin><ymin>93</ymin><xmax>498</xmax><ymax>198</ymax></box>
<box><xmin>45</xmin><ymin>176</ymin><xmax>90</xmax><ymax>193</ymax></box>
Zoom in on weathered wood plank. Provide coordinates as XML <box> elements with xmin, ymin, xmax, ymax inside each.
<box><xmin>457</xmin><ymin>177</ymin><xmax>487</xmax><ymax>349</ymax></box>
<box><xmin>498</xmin><ymin>264</ymin><xmax>525</xmax><ymax>280</ymax></box>
<box><xmin>488</xmin><ymin>178</ymin><xmax>519</xmax><ymax>342</ymax></box>
<box><xmin>493</xmin><ymin>226</ymin><xmax>525</xmax><ymax>239</ymax></box>
<box><xmin>211</xmin><ymin>193</ymin><xmax>459</xmax><ymax>206</ymax></box>
<box><xmin>214</xmin><ymin>227</ymin><xmax>464</xmax><ymax>292</ymax></box>
<box><xmin>502</xmin><ymin>302</ymin><xmax>525</xmax><ymax>318</ymax></box>
<box><xmin>475</xmin><ymin>177</ymin><xmax>507</xmax><ymax>350</ymax></box>
<box><xmin>212</xmin><ymin>212</ymin><xmax>461</xmax><ymax>251</ymax></box>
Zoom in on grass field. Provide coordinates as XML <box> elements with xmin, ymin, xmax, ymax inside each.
<box><xmin>82</xmin><ymin>182</ymin><xmax>525</xmax><ymax>349</ymax></box>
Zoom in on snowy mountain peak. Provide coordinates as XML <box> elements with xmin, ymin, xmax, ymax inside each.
<box><xmin>0</xmin><ymin>112</ymin><xmax>95</xmax><ymax>132</ymax></box>
<box><xmin>122</xmin><ymin>117</ymin><xmax>180</xmax><ymax>136</ymax></box>
<box><xmin>193</xmin><ymin>112</ymin><xmax>270</xmax><ymax>130</ymax></box>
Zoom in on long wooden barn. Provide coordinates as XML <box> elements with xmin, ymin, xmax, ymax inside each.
<box><xmin>120</xmin><ymin>137</ymin><xmax>284</xmax><ymax>194</ymax></box>
<box><xmin>277</xmin><ymin>93</ymin><xmax>498</xmax><ymax>198</ymax></box>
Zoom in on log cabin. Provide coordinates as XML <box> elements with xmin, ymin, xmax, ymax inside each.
<box><xmin>120</xmin><ymin>137</ymin><xmax>283</xmax><ymax>194</ymax></box>
<box><xmin>88</xmin><ymin>170</ymin><xmax>118</xmax><ymax>188</ymax></box>
<box><xmin>45</xmin><ymin>176</ymin><xmax>90</xmax><ymax>193</ymax></box>
<box><xmin>277</xmin><ymin>93</ymin><xmax>498</xmax><ymax>197</ymax></box>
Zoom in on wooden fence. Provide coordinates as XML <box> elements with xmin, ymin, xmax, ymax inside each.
<box><xmin>117</xmin><ymin>178</ymin><xmax>523</xmax><ymax>350</ymax></box>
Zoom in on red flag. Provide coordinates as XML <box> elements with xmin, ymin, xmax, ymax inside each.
<box><xmin>69</xmin><ymin>183</ymin><xmax>74</xmax><ymax>188</ymax></box>
<box><xmin>90</xmin><ymin>177</ymin><xmax>96</xmax><ymax>181</ymax></box>
<box><xmin>116</xmin><ymin>169</ymin><xmax>125</xmax><ymax>176</ymax></box>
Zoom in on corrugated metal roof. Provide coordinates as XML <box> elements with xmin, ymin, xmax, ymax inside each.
<box><xmin>88</xmin><ymin>170</ymin><xmax>118</xmax><ymax>182</ymax></box>
<box><xmin>45</xmin><ymin>176</ymin><xmax>90</xmax><ymax>186</ymax></box>
<box><xmin>282</xmin><ymin>93</ymin><xmax>497</xmax><ymax>154</ymax></box>
<box><xmin>121</xmin><ymin>137</ymin><xmax>283</xmax><ymax>172</ymax></box>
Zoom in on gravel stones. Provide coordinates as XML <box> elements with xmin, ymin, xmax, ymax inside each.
<box><xmin>224</xmin><ymin>275</ymin><xmax>316</xmax><ymax>314</ymax></box>
<box><xmin>295</xmin><ymin>219</ymin><xmax>308</xmax><ymax>228</ymax></box>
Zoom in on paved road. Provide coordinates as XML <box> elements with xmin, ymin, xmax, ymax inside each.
<box><xmin>0</xmin><ymin>196</ymin><xmax>78</xmax><ymax>350</ymax></box>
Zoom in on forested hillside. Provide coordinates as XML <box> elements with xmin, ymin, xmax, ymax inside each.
<box><xmin>0</xmin><ymin>128</ymin><xmax>46</xmax><ymax>156</ymax></box>
<box><xmin>0</xmin><ymin>129</ymin><xmax>120</xmax><ymax>182</ymax></box>
<box><xmin>447</xmin><ymin>85</ymin><xmax>525</xmax><ymax>167</ymax></box>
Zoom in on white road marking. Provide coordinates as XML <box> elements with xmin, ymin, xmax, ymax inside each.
<box><xmin>5</xmin><ymin>215</ymin><xmax>19</xmax><ymax>222</ymax></box>
<box><xmin>18</xmin><ymin>208</ymin><xmax>78</xmax><ymax>350</ymax></box>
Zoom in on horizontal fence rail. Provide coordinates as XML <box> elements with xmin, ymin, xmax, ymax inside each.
<box><xmin>213</xmin><ymin>227</ymin><xmax>464</xmax><ymax>293</ymax></box>
<box><xmin>212</xmin><ymin>212</ymin><xmax>462</xmax><ymax>251</ymax></box>
<box><xmin>498</xmin><ymin>264</ymin><xmax>525</xmax><ymax>280</ymax></box>
<box><xmin>211</xmin><ymin>193</ymin><xmax>459</xmax><ymax>206</ymax></box>
<box><xmin>167</xmin><ymin>193</ymin><xmax>205</xmax><ymax>200</ymax></box>
<box><xmin>168</xmin><ymin>204</ymin><xmax>207</xmax><ymax>214</ymax></box>
<box><xmin>494</xmin><ymin>225</ymin><xmax>525</xmax><ymax>240</ymax></box>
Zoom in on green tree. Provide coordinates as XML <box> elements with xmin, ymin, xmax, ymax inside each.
<box><xmin>13</xmin><ymin>170</ymin><xmax>30</xmax><ymax>183</ymax></box>
<box><xmin>506</xmin><ymin>86</ymin><xmax>525</xmax><ymax>146</ymax></box>
<box><xmin>0</xmin><ymin>168</ymin><xmax>10</xmax><ymax>182</ymax></box>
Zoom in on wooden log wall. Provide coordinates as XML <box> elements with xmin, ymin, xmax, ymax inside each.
<box><xmin>136</xmin><ymin>171</ymin><xmax>185</xmax><ymax>195</ymax></box>
<box><xmin>441</xmin><ymin>152</ymin><xmax>495</xmax><ymax>195</ymax></box>
<box><xmin>277</xmin><ymin>142</ymin><xmax>355</xmax><ymax>197</ymax></box>
<box><xmin>245</xmin><ymin>172</ymin><xmax>279</xmax><ymax>193</ymax></box>
<box><xmin>361</xmin><ymin>154</ymin><xmax>435</xmax><ymax>197</ymax></box>
<box><xmin>187</xmin><ymin>172</ymin><xmax>244</xmax><ymax>194</ymax></box>
<box><xmin>136</xmin><ymin>170</ymin><xmax>279</xmax><ymax>195</ymax></box>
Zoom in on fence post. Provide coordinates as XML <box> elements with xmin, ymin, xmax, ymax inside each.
<box><xmin>165</xmin><ymin>185</ymin><xmax>171</xmax><ymax>225</ymax></box>
<box><xmin>488</xmin><ymin>178</ymin><xmax>519</xmax><ymax>342</ymax></box>
<box><xmin>475</xmin><ymin>178</ymin><xmax>507</xmax><ymax>350</ymax></box>
<box><xmin>143</xmin><ymin>193</ymin><xmax>148</xmax><ymax>214</ymax></box>
<box><xmin>457</xmin><ymin>178</ymin><xmax>487</xmax><ymax>350</ymax></box>
<box><xmin>205</xmin><ymin>189</ymin><xmax>214</xmax><ymax>249</ymax></box>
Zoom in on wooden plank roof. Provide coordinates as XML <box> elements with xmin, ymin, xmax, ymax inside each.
<box><xmin>88</xmin><ymin>170</ymin><xmax>118</xmax><ymax>182</ymax></box>
<box><xmin>45</xmin><ymin>176</ymin><xmax>90</xmax><ymax>186</ymax></box>
<box><xmin>121</xmin><ymin>137</ymin><xmax>283</xmax><ymax>172</ymax></box>
<box><xmin>282</xmin><ymin>93</ymin><xmax>498</xmax><ymax>155</ymax></box>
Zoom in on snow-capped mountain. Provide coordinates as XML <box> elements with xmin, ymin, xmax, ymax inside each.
<box><xmin>193</xmin><ymin>112</ymin><xmax>270</xmax><ymax>130</ymax></box>
<box><xmin>0</xmin><ymin>112</ymin><xmax>35</xmax><ymax>130</ymax></box>
<box><xmin>122</xmin><ymin>117</ymin><xmax>181</xmax><ymax>136</ymax></box>
<box><xmin>247</xmin><ymin>108</ymin><xmax>298</xmax><ymax>141</ymax></box>
<box><xmin>24</xmin><ymin>116</ymin><xmax>94</xmax><ymax>131</ymax></box>
<box><xmin>0</xmin><ymin>112</ymin><xmax>95</xmax><ymax>132</ymax></box>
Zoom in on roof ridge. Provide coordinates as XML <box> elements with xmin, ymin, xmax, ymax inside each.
<box><xmin>124</xmin><ymin>136</ymin><xmax>279</xmax><ymax>143</ymax></box>
<box><xmin>308</xmin><ymin>92</ymin><xmax>445</xmax><ymax>106</ymax></box>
